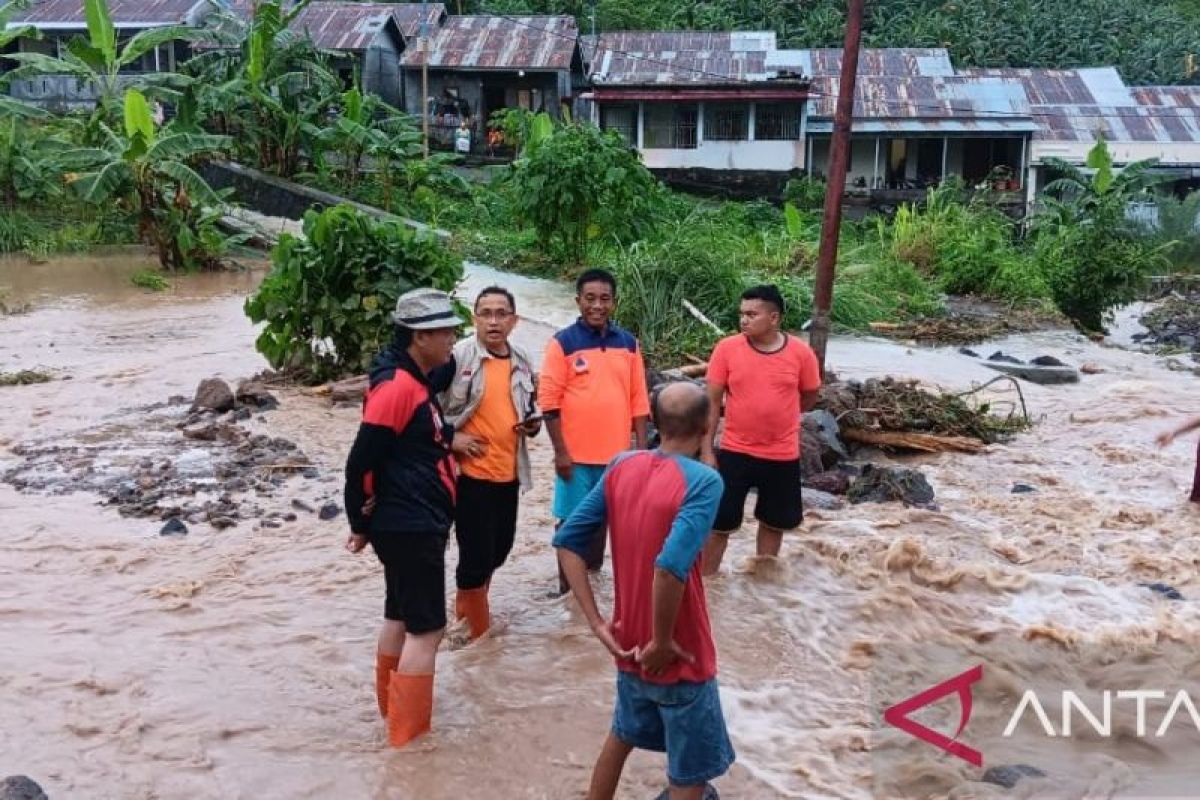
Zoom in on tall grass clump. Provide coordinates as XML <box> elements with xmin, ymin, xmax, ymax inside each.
<box><xmin>885</xmin><ymin>181</ymin><xmax>1048</xmax><ymax>301</ymax></box>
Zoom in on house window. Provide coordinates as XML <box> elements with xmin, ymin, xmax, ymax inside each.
<box><xmin>600</xmin><ymin>105</ymin><xmax>637</xmax><ymax>144</ymax></box>
<box><xmin>643</xmin><ymin>103</ymin><xmax>698</xmax><ymax>149</ymax></box>
<box><xmin>755</xmin><ymin>103</ymin><xmax>801</xmax><ymax>140</ymax></box>
<box><xmin>704</xmin><ymin>103</ymin><xmax>748</xmax><ymax>141</ymax></box>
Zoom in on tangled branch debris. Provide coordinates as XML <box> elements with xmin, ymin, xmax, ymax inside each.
<box><xmin>868</xmin><ymin>307</ymin><xmax>1064</xmax><ymax>345</ymax></box>
<box><xmin>819</xmin><ymin>376</ymin><xmax>1030</xmax><ymax>446</ymax></box>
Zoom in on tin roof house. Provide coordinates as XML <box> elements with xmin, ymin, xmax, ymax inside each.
<box><xmin>585</xmin><ymin>31</ymin><xmax>810</xmax><ymax>195</ymax></box>
<box><xmin>400</xmin><ymin>14</ymin><xmax>584</xmax><ymax>152</ymax></box>
<box><xmin>2</xmin><ymin>0</ymin><xmax>212</xmax><ymax>109</ymax></box>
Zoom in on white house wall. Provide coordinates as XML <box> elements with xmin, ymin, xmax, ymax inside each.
<box><xmin>1033</xmin><ymin>140</ymin><xmax>1200</xmax><ymax>167</ymax></box>
<box><xmin>641</xmin><ymin>140</ymin><xmax>805</xmax><ymax>171</ymax></box>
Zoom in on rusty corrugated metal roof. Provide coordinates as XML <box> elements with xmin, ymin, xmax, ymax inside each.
<box><xmin>589</xmin><ymin>30</ymin><xmax>781</xmax><ymax>85</ymax></box>
<box><xmin>960</xmin><ymin>67</ymin><xmax>1200</xmax><ymax>143</ymax></box>
<box><xmin>214</xmin><ymin>2</ymin><xmax>443</xmax><ymax>49</ymax></box>
<box><xmin>290</xmin><ymin>2</ymin><xmax>402</xmax><ymax>51</ymax></box>
<box><xmin>9</xmin><ymin>0</ymin><xmax>205</xmax><ymax>27</ymax></box>
<box><xmin>768</xmin><ymin>47</ymin><xmax>954</xmax><ymax>78</ymax></box>
<box><xmin>401</xmin><ymin>15</ymin><xmax>577</xmax><ymax>70</ymax></box>
<box><xmin>809</xmin><ymin>75</ymin><xmax>1032</xmax><ymax>119</ymax></box>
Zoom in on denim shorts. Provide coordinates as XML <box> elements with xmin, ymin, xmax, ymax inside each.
<box><xmin>612</xmin><ymin>671</ymin><xmax>736</xmax><ymax>787</ymax></box>
<box><xmin>552</xmin><ymin>463</ymin><xmax>607</xmax><ymax>520</ymax></box>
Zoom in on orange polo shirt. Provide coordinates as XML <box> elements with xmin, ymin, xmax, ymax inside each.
<box><xmin>707</xmin><ymin>333</ymin><xmax>821</xmax><ymax>461</ymax></box>
<box><xmin>458</xmin><ymin>355</ymin><xmax>520</xmax><ymax>482</ymax></box>
<box><xmin>538</xmin><ymin>319</ymin><xmax>650</xmax><ymax>466</ymax></box>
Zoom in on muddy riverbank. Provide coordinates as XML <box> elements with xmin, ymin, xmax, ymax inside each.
<box><xmin>1</xmin><ymin>253</ymin><xmax>1198</xmax><ymax>799</ymax></box>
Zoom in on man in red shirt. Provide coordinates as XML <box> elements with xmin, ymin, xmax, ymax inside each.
<box><xmin>555</xmin><ymin>381</ymin><xmax>734</xmax><ymax>799</ymax></box>
<box><xmin>701</xmin><ymin>285</ymin><xmax>821</xmax><ymax>575</ymax></box>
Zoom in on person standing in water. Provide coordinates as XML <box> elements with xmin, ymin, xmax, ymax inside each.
<box><xmin>700</xmin><ymin>284</ymin><xmax>821</xmax><ymax>575</ymax></box>
<box><xmin>439</xmin><ymin>286</ymin><xmax>541</xmax><ymax>640</ymax></box>
<box><xmin>539</xmin><ymin>268</ymin><xmax>650</xmax><ymax>595</ymax></box>
<box><xmin>343</xmin><ymin>288</ymin><xmax>481</xmax><ymax>747</ymax></box>
<box><xmin>554</xmin><ymin>381</ymin><xmax>734</xmax><ymax>800</ymax></box>
<box><xmin>1157</xmin><ymin>416</ymin><xmax>1200</xmax><ymax>503</ymax></box>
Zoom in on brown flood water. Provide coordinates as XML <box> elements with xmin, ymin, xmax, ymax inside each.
<box><xmin>1</xmin><ymin>252</ymin><xmax>1199</xmax><ymax>799</ymax></box>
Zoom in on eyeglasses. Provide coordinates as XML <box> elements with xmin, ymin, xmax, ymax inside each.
<box><xmin>475</xmin><ymin>310</ymin><xmax>514</xmax><ymax>321</ymax></box>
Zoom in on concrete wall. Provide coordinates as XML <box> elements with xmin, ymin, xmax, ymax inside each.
<box><xmin>200</xmin><ymin>161</ymin><xmax>447</xmax><ymax>240</ymax></box>
<box><xmin>641</xmin><ymin>140</ymin><xmax>805</xmax><ymax>171</ymax></box>
<box><xmin>1033</xmin><ymin>140</ymin><xmax>1200</xmax><ymax>167</ymax></box>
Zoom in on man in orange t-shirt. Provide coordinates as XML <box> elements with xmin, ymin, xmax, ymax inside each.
<box><xmin>700</xmin><ymin>284</ymin><xmax>821</xmax><ymax>575</ymax></box>
<box><xmin>439</xmin><ymin>287</ymin><xmax>541</xmax><ymax>639</ymax></box>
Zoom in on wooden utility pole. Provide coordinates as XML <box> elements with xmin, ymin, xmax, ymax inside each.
<box><xmin>420</xmin><ymin>0</ymin><xmax>430</xmax><ymax>158</ymax></box>
<box><xmin>809</xmin><ymin>0</ymin><xmax>865</xmax><ymax>374</ymax></box>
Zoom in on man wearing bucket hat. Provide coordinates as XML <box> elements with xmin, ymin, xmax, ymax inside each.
<box><xmin>343</xmin><ymin>287</ymin><xmax>480</xmax><ymax>747</ymax></box>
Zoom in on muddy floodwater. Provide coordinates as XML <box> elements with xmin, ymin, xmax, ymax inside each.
<box><xmin>1</xmin><ymin>252</ymin><xmax>1198</xmax><ymax>799</ymax></box>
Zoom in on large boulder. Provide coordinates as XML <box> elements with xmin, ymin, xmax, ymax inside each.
<box><xmin>191</xmin><ymin>378</ymin><xmax>235</xmax><ymax>413</ymax></box>
<box><xmin>847</xmin><ymin>464</ymin><xmax>935</xmax><ymax>506</ymax></box>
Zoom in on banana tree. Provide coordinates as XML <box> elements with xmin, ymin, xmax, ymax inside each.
<box><xmin>1034</xmin><ymin>136</ymin><xmax>1167</xmax><ymax>233</ymax></box>
<box><xmin>0</xmin><ymin>0</ymin><xmax>37</xmax><ymax>51</ymax></box>
<box><xmin>64</xmin><ymin>89</ymin><xmax>231</xmax><ymax>269</ymax></box>
<box><xmin>0</xmin><ymin>109</ymin><xmax>70</xmax><ymax>209</ymax></box>
<box><xmin>2</xmin><ymin>0</ymin><xmax>206</xmax><ymax>118</ymax></box>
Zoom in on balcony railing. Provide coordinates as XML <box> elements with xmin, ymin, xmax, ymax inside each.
<box><xmin>7</xmin><ymin>73</ymin><xmax>150</xmax><ymax>106</ymax></box>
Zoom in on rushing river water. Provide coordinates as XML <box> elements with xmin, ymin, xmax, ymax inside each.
<box><xmin>1</xmin><ymin>253</ymin><xmax>1197</xmax><ymax>799</ymax></box>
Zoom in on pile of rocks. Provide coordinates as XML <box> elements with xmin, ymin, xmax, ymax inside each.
<box><xmin>1136</xmin><ymin>290</ymin><xmax>1200</xmax><ymax>356</ymax></box>
<box><xmin>3</xmin><ymin>377</ymin><xmax>341</xmax><ymax>533</ymax></box>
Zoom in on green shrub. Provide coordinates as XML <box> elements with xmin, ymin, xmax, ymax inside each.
<box><xmin>508</xmin><ymin>121</ymin><xmax>662</xmax><ymax>265</ymax></box>
<box><xmin>783</xmin><ymin>175</ymin><xmax>827</xmax><ymax>211</ymax></box>
<box><xmin>886</xmin><ymin>182</ymin><xmax>1048</xmax><ymax>301</ymax></box>
<box><xmin>244</xmin><ymin>205</ymin><xmax>461</xmax><ymax>381</ymax></box>
<box><xmin>130</xmin><ymin>269</ymin><xmax>170</xmax><ymax>291</ymax></box>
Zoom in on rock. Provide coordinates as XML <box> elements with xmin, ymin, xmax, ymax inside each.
<box><xmin>847</xmin><ymin>464</ymin><xmax>935</xmax><ymax>506</ymax></box>
<box><xmin>230</xmin><ymin>406</ymin><xmax>252</xmax><ymax>422</ymax></box>
<box><xmin>983</xmin><ymin>360</ymin><xmax>1080</xmax><ymax>385</ymax></box>
<box><xmin>260</xmin><ymin>518</ymin><xmax>281</xmax><ymax>529</ymax></box>
<box><xmin>191</xmin><ymin>378</ymin><xmax>235</xmax><ymax>413</ymax></box>
<box><xmin>291</xmin><ymin>498</ymin><xmax>316</xmax><ymax>514</ymax></box>
<box><xmin>958</xmin><ymin>347</ymin><xmax>980</xmax><ymax>358</ymax></box>
<box><xmin>0</xmin><ymin>775</ymin><xmax>48</xmax><ymax>800</ymax></box>
<box><xmin>160</xmin><ymin>517</ymin><xmax>188</xmax><ymax>536</ymax></box>
<box><xmin>800</xmin><ymin>410</ymin><xmax>847</xmax><ymax>477</ymax></box>
<box><xmin>236</xmin><ymin>380</ymin><xmax>279</xmax><ymax>410</ymax></box>
<box><xmin>283</xmin><ymin>512</ymin><xmax>297</xmax><ymax>522</ymax></box>
<box><xmin>210</xmin><ymin>516</ymin><xmax>236</xmax><ymax>530</ymax></box>
<box><xmin>1030</xmin><ymin>355</ymin><xmax>1067</xmax><ymax>367</ymax></box>
<box><xmin>804</xmin><ymin>471</ymin><xmax>851</xmax><ymax>495</ymax></box>
<box><xmin>1080</xmin><ymin>362</ymin><xmax>1106</xmax><ymax>375</ymax></box>
<box><xmin>1011</xmin><ymin>483</ymin><xmax>1037</xmax><ymax>494</ymax></box>
<box><xmin>302</xmin><ymin>467</ymin><xmax>320</xmax><ymax>479</ymax></box>
<box><xmin>182</xmin><ymin>422</ymin><xmax>218</xmax><ymax>441</ymax></box>
<box><xmin>1141</xmin><ymin>582</ymin><xmax>1184</xmax><ymax>601</ymax></box>
<box><xmin>802</xmin><ymin>488</ymin><xmax>845</xmax><ymax>511</ymax></box>
<box><xmin>318</xmin><ymin>502</ymin><xmax>341</xmax><ymax>521</ymax></box>
<box><xmin>167</xmin><ymin>394</ymin><xmax>189</xmax><ymax>405</ymax></box>
<box><xmin>981</xmin><ymin>764</ymin><xmax>1045</xmax><ymax>789</ymax></box>
<box><xmin>987</xmin><ymin>351</ymin><xmax>1024</xmax><ymax>364</ymax></box>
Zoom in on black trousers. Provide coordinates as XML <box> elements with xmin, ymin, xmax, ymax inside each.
<box><xmin>455</xmin><ymin>475</ymin><xmax>520</xmax><ymax>590</ymax></box>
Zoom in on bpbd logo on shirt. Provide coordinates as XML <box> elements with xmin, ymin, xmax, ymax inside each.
<box><xmin>573</xmin><ymin>355</ymin><xmax>590</xmax><ymax>375</ymax></box>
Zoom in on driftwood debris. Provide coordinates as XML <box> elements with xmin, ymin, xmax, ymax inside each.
<box><xmin>308</xmin><ymin>375</ymin><xmax>368</xmax><ymax>403</ymax></box>
<box><xmin>841</xmin><ymin>428</ymin><xmax>987</xmax><ymax>454</ymax></box>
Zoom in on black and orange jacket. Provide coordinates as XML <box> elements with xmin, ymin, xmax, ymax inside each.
<box><xmin>344</xmin><ymin>347</ymin><xmax>457</xmax><ymax>536</ymax></box>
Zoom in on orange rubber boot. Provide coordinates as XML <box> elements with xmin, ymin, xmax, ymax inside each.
<box><xmin>375</xmin><ymin>652</ymin><xmax>400</xmax><ymax>718</ymax></box>
<box><xmin>456</xmin><ymin>587</ymin><xmax>490</xmax><ymax>639</ymax></box>
<box><xmin>387</xmin><ymin>671</ymin><xmax>434</xmax><ymax>747</ymax></box>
